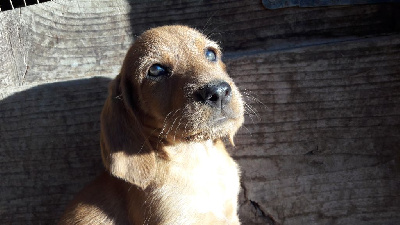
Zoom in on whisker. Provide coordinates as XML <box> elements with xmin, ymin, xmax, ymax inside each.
<box><xmin>159</xmin><ymin>110</ymin><xmax>175</xmax><ymax>135</ymax></box>
<box><xmin>245</xmin><ymin>110</ymin><xmax>256</xmax><ymax>125</ymax></box>
<box><xmin>173</xmin><ymin>116</ymin><xmax>184</xmax><ymax>142</ymax></box>
<box><xmin>157</xmin><ymin>109</ymin><xmax>181</xmax><ymax>142</ymax></box>
<box><xmin>241</xmin><ymin>124</ymin><xmax>253</xmax><ymax>136</ymax></box>
<box><xmin>244</xmin><ymin>102</ymin><xmax>259</xmax><ymax>115</ymax></box>
<box><xmin>137</xmin><ymin>142</ymin><xmax>145</xmax><ymax>154</ymax></box>
<box><xmin>242</xmin><ymin>89</ymin><xmax>269</xmax><ymax>110</ymax></box>
<box><xmin>201</xmin><ymin>11</ymin><xmax>218</xmax><ymax>34</ymax></box>
<box><xmin>165</xmin><ymin>114</ymin><xmax>180</xmax><ymax>137</ymax></box>
<box><xmin>244</xmin><ymin>103</ymin><xmax>260</xmax><ymax>122</ymax></box>
<box><xmin>203</xmin><ymin>20</ymin><xmax>224</xmax><ymax>42</ymax></box>
<box><xmin>183</xmin><ymin>113</ymin><xmax>192</xmax><ymax>136</ymax></box>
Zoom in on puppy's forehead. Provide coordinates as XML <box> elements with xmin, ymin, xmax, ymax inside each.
<box><xmin>138</xmin><ymin>26</ymin><xmax>219</xmax><ymax>55</ymax></box>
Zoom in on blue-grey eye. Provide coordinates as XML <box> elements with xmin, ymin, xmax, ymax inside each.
<box><xmin>148</xmin><ymin>64</ymin><xmax>169</xmax><ymax>77</ymax></box>
<box><xmin>205</xmin><ymin>49</ymin><xmax>217</xmax><ymax>62</ymax></box>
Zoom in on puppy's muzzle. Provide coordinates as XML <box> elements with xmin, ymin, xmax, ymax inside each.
<box><xmin>195</xmin><ymin>81</ymin><xmax>232</xmax><ymax>109</ymax></box>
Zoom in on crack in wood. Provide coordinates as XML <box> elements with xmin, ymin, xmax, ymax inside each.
<box><xmin>241</xmin><ymin>182</ymin><xmax>278</xmax><ymax>225</ymax></box>
<box><xmin>249</xmin><ymin>200</ymin><xmax>277</xmax><ymax>225</ymax></box>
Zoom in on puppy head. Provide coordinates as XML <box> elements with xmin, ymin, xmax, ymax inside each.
<box><xmin>101</xmin><ymin>25</ymin><xmax>244</xmax><ymax>187</ymax></box>
<box><xmin>121</xmin><ymin>25</ymin><xmax>244</xmax><ymax>142</ymax></box>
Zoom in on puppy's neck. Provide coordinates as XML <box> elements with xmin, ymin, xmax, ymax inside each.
<box><xmin>163</xmin><ymin>139</ymin><xmax>213</xmax><ymax>152</ymax></box>
<box><xmin>137</xmin><ymin>138</ymin><xmax>239</xmax><ymax>225</ymax></box>
<box><xmin>159</xmin><ymin>139</ymin><xmax>230</xmax><ymax>164</ymax></box>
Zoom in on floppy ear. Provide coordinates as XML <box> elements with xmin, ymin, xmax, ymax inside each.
<box><xmin>100</xmin><ymin>74</ymin><xmax>156</xmax><ymax>189</ymax></box>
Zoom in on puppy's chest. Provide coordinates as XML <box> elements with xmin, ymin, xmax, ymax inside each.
<box><xmin>158</xmin><ymin>141</ymin><xmax>240</xmax><ymax>218</ymax></box>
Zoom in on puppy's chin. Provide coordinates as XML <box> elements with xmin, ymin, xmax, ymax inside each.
<box><xmin>170</xmin><ymin>95</ymin><xmax>244</xmax><ymax>143</ymax></box>
<box><xmin>183</xmin><ymin>115</ymin><xmax>244</xmax><ymax>142</ymax></box>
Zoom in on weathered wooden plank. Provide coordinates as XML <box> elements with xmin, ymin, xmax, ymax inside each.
<box><xmin>1</xmin><ymin>0</ymin><xmax>400</xmax><ymax>224</ymax></box>
<box><xmin>0</xmin><ymin>0</ymin><xmax>133</xmax><ymax>88</ymax></box>
<box><xmin>0</xmin><ymin>9</ymin><xmax>28</xmax><ymax>87</ymax></box>
<box><xmin>228</xmin><ymin>35</ymin><xmax>400</xmax><ymax>158</ymax></box>
<box><xmin>227</xmin><ymin>35</ymin><xmax>400</xmax><ymax>224</ymax></box>
<box><xmin>262</xmin><ymin>0</ymin><xmax>400</xmax><ymax>9</ymax></box>
<box><xmin>1</xmin><ymin>35</ymin><xmax>399</xmax><ymax>224</ymax></box>
<box><xmin>0</xmin><ymin>77</ymin><xmax>110</xmax><ymax>223</ymax></box>
<box><xmin>239</xmin><ymin>159</ymin><xmax>399</xmax><ymax>224</ymax></box>
<box><xmin>1</xmin><ymin>1</ymin><xmax>399</xmax><ymax>87</ymax></box>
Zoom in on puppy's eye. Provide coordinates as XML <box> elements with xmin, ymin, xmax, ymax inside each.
<box><xmin>205</xmin><ymin>49</ymin><xmax>217</xmax><ymax>62</ymax></box>
<box><xmin>148</xmin><ymin>64</ymin><xmax>169</xmax><ymax>77</ymax></box>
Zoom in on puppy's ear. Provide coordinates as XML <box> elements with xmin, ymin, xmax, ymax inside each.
<box><xmin>100</xmin><ymin>75</ymin><xmax>156</xmax><ymax>189</ymax></box>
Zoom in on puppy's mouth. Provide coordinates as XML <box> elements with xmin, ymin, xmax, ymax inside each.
<box><xmin>211</xmin><ymin>109</ymin><xmax>240</xmax><ymax>125</ymax></box>
<box><xmin>182</xmin><ymin>110</ymin><xmax>243</xmax><ymax>142</ymax></box>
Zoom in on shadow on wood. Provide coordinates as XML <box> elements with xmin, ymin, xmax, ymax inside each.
<box><xmin>0</xmin><ymin>77</ymin><xmax>111</xmax><ymax>223</ymax></box>
<box><xmin>1</xmin><ymin>1</ymin><xmax>400</xmax><ymax>224</ymax></box>
<box><xmin>123</xmin><ymin>1</ymin><xmax>400</xmax><ymax>53</ymax></box>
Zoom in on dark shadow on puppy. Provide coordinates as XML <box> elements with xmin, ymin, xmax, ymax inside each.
<box><xmin>0</xmin><ymin>77</ymin><xmax>111</xmax><ymax>224</ymax></box>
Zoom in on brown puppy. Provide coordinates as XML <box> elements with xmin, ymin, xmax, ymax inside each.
<box><xmin>59</xmin><ymin>25</ymin><xmax>244</xmax><ymax>225</ymax></box>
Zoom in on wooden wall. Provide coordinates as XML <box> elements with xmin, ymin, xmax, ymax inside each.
<box><xmin>1</xmin><ymin>0</ymin><xmax>399</xmax><ymax>224</ymax></box>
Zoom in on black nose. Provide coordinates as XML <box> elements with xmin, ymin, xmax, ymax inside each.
<box><xmin>196</xmin><ymin>81</ymin><xmax>232</xmax><ymax>108</ymax></box>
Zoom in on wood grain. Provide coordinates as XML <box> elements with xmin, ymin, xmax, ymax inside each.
<box><xmin>0</xmin><ymin>78</ymin><xmax>109</xmax><ymax>223</ymax></box>
<box><xmin>1</xmin><ymin>1</ymin><xmax>399</xmax><ymax>87</ymax></box>
<box><xmin>228</xmin><ymin>34</ymin><xmax>400</xmax><ymax>224</ymax></box>
<box><xmin>1</xmin><ymin>0</ymin><xmax>399</xmax><ymax>224</ymax></box>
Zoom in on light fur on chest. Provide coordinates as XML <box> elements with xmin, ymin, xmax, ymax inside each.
<box><xmin>151</xmin><ymin>140</ymin><xmax>240</xmax><ymax>224</ymax></box>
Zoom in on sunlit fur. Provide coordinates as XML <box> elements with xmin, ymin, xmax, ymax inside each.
<box><xmin>121</xmin><ymin>26</ymin><xmax>244</xmax><ymax>144</ymax></box>
<box><xmin>59</xmin><ymin>25</ymin><xmax>244</xmax><ymax>225</ymax></box>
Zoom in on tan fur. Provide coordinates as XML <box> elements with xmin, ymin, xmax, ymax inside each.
<box><xmin>59</xmin><ymin>25</ymin><xmax>244</xmax><ymax>225</ymax></box>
